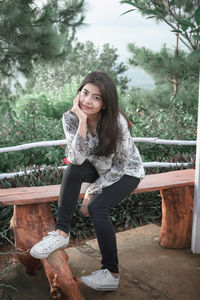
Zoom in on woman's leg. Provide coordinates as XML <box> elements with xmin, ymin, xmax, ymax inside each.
<box><xmin>88</xmin><ymin>175</ymin><xmax>140</xmax><ymax>274</ymax></box>
<box><xmin>30</xmin><ymin>159</ymin><xmax>99</xmax><ymax>259</ymax></box>
<box><xmin>56</xmin><ymin>160</ymin><xmax>99</xmax><ymax>233</ymax></box>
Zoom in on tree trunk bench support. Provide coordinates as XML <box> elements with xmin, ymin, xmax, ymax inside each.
<box><xmin>0</xmin><ymin>169</ymin><xmax>195</xmax><ymax>299</ymax></box>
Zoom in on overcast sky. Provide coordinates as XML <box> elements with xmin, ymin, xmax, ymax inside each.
<box><xmin>76</xmin><ymin>0</ymin><xmax>178</xmax><ymax>63</ymax></box>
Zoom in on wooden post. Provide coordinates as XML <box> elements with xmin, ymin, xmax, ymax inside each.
<box><xmin>10</xmin><ymin>203</ymin><xmax>83</xmax><ymax>300</ymax></box>
<box><xmin>159</xmin><ymin>186</ymin><xmax>194</xmax><ymax>248</ymax></box>
<box><xmin>191</xmin><ymin>67</ymin><xmax>200</xmax><ymax>253</ymax></box>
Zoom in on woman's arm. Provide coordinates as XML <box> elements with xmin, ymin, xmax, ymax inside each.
<box><xmin>71</xmin><ymin>93</ymin><xmax>87</xmax><ymax>140</ymax></box>
<box><xmin>62</xmin><ymin>94</ymin><xmax>92</xmax><ymax>165</ymax></box>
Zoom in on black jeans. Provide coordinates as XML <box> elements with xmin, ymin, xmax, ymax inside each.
<box><xmin>56</xmin><ymin>159</ymin><xmax>140</xmax><ymax>273</ymax></box>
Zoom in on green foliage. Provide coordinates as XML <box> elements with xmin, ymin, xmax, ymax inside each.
<box><xmin>0</xmin><ymin>114</ymin><xmax>65</xmax><ymax>173</ymax></box>
<box><xmin>15</xmin><ymin>79</ymin><xmax>79</xmax><ymax>120</ymax></box>
<box><xmin>128</xmin><ymin>44</ymin><xmax>198</xmax><ymax>84</ymax></box>
<box><xmin>27</xmin><ymin>41</ymin><xmax>130</xmax><ymax>94</ymax></box>
<box><xmin>111</xmin><ymin>192</ymin><xmax>161</xmax><ymax>230</ymax></box>
<box><xmin>126</xmin><ymin>86</ymin><xmax>197</xmax><ymax>138</ymax></box>
<box><xmin>0</xmin><ymin>77</ymin><xmax>197</xmax><ymax>172</ymax></box>
<box><xmin>0</xmin><ymin>0</ymin><xmax>86</xmax><ymax>79</ymax></box>
<box><xmin>0</xmin><ymin>142</ymin><xmax>66</xmax><ymax>174</ymax></box>
<box><xmin>126</xmin><ymin>94</ymin><xmax>196</xmax><ymax>162</ymax></box>
<box><xmin>0</xmin><ymin>167</ymin><xmax>64</xmax><ymax>189</ymax></box>
<box><xmin>120</xmin><ymin>0</ymin><xmax>200</xmax><ymax>51</ymax></box>
<box><xmin>127</xmin><ymin>44</ymin><xmax>198</xmax><ymax>116</ymax></box>
<box><xmin>0</xmin><ymin>79</ymin><xmax>82</xmax><ymax>172</ymax></box>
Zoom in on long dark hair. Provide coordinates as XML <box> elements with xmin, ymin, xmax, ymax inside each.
<box><xmin>77</xmin><ymin>71</ymin><xmax>130</xmax><ymax>156</ymax></box>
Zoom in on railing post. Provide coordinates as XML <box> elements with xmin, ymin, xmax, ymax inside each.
<box><xmin>191</xmin><ymin>67</ymin><xmax>200</xmax><ymax>253</ymax></box>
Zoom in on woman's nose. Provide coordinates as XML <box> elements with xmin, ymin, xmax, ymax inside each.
<box><xmin>84</xmin><ymin>95</ymin><xmax>92</xmax><ymax>103</ymax></box>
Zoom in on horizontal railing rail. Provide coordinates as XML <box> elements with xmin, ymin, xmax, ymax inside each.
<box><xmin>0</xmin><ymin>162</ymin><xmax>193</xmax><ymax>180</ymax></box>
<box><xmin>0</xmin><ymin>137</ymin><xmax>196</xmax><ymax>180</ymax></box>
<box><xmin>0</xmin><ymin>137</ymin><xmax>196</xmax><ymax>154</ymax></box>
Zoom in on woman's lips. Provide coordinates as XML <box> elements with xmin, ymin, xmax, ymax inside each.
<box><xmin>81</xmin><ymin>104</ymin><xmax>92</xmax><ymax>110</ymax></box>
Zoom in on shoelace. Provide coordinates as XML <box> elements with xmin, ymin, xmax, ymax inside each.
<box><xmin>90</xmin><ymin>269</ymin><xmax>109</xmax><ymax>282</ymax></box>
<box><xmin>42</xmin><ymin>231</ymin><xmax>59</xmax><ymax>240</ymax></box>
<box><xmin>39</xmin><ymin>231</ymin><xmax>63</xmax><ymax>251</ymax></box>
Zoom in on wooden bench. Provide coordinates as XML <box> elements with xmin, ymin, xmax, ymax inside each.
<box><xmin>0</xmin><ymin>168</ymin><xmax>195</xmax><ymax>300</ymax></box>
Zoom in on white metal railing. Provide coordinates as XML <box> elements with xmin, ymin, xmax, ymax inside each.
<box><xmin>0</xmin><ymin>137</ymin><xmax>196</xmax><ymax>180</ymax></box>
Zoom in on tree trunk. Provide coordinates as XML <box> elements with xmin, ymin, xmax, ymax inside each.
<box><xmin>159</xmin><ymin>186</ymin><xmax>194</xmax><ymax>248</ymax></box>
<box><xmin>10</xmin><ymin>203</ymin><xmax>83</xmax><ymax>300</ymax></box>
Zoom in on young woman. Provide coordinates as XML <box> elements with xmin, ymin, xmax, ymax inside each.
<box><xmin>30</xmin><ymin>71</ymin><xmax>145</xmax><ymax>291</ymax></box>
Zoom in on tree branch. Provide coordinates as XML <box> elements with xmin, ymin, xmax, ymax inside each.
<box><xmin>162</xmin><ymin>2</ymin><xmax>197</xmax><ymax>50</ymax></box>
<box><xmin>160</xmin><ymin>16</ymin><xmax>193</xmax><ymax>50</ymax></box>
<box><xmin>147</xmin><ymin>1</ymin><xmax>196</xmax><ymax>50</ymax></box>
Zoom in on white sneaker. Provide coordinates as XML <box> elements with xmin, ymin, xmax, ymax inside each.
<box><xmin>30</xmin><ymin>231</ymin><xmax>70</xmax><ymax>259</ymax></box>
<box><xmin>80</xmin><ymin>269</ymin><xmax>119</xmax><ymax>291</ymax></box>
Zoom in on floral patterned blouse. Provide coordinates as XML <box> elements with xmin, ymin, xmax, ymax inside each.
<box><xmin>62</xmin><ymin>111</ymin><xmax>145</xmax><ymax>197</ymax></box>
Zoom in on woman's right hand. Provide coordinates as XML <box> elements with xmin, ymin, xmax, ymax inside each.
<box><xmin>71</xmin><ymin>92</ymin><xmax>87</xmax><ymax>122</ymax></box>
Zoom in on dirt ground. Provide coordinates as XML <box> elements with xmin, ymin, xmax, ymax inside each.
<box><xmin>0</xmin><ymin>244</ymin><xmax>48</xmax><ymax>300</ymax></box>
<box><xmin>0</xmin><ymin>237</ymin><xmax>92</xmax><ymax>300</ymax></box>
<box><xmin>1</xmin><ymin>225</ymin><xmax>200</xmax><ymax>300</ymax></box>
<box><xmin>1</xmin><ymin>263</ymin><xmax>52</xmax><ymax>300</ymax></box>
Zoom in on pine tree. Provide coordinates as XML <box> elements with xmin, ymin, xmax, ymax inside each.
<box><xmin>120</xmin><ymin>0</ymin><xmax>200</xmax><ymax>51</ymax></box>
<box><xmin>120</xmin><ymin>0</ymin><xmax>200</xmax><ymax>105</ymax></box>
<box><xmin>127</xmin><ymin>44</ymin><xmax>198</xmax><ymax>114</ymax></box>
<box><xmin>0</xmin><ymin>0</ymin><xmax>86</xmax><ymax>78</ymax></box>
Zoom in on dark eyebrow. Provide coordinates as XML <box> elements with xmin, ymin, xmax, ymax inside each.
<box><xmin>83</xmin><ymin>88</ymin><xmax>102</xmax><ymax>98</ymax></box>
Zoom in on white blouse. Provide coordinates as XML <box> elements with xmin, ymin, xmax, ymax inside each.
<box><xmin>62</xmin><ymin>111</ymin><xmax>145</xmax><ymax>197</ymax></box>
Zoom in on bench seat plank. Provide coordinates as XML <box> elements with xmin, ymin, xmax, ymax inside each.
<box><xmin>0</xmin><ymin>185</ymin><xmax>62</xmax><ymax>197</ymax></box>
<box><xmin>0</xmin><ymin>186</ymin><xmax>86</xmax><ymax>205</ymax></box>
<box><xmin>0</xmin><ymin>169</ymin><xmax>195</xmax><ymax>206</ymax></box>
<box><xmin>133</xmin><ymin>169</ymin><xmax>195</xmax><ymax>194</ymax></box>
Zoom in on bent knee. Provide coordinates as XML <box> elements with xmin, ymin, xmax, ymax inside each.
<box><xmin>88</xmin><ymin>201</ymin><xmax>109</xmax><ymax>218</ymax></box>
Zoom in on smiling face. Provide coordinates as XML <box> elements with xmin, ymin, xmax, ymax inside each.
<box><xmin>79</xmin><ymin>83</ymin><xmax>104</xmax><ymax>119</ymax></box>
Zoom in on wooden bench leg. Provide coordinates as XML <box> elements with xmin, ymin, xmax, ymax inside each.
<box><xmin>159</xmin><ymin>186</ymin><xmax>194</xmax><ymax>249</ymax></box>
<box><xmin>10</xmin><ymin>203</ymin><xmax>83</xmax><ymax>300</ymax></box>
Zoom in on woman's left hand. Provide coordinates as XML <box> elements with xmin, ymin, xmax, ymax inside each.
<box><xmin>81</xmin><ymin>194</ymin><xmax>93</xmax><ymax>216</ymax></box>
